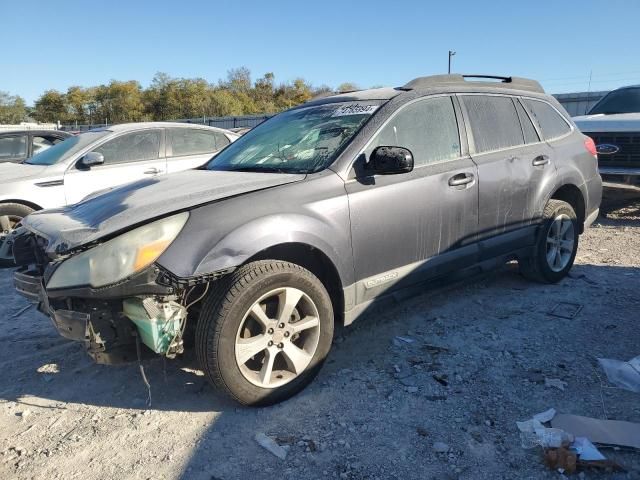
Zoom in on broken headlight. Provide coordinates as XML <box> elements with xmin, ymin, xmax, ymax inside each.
<box><xmin>47</xmin><ymin>212</ymin><xmax>189</xmax><ymax>289</ymax></box>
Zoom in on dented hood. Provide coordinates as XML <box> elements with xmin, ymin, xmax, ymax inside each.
<box><xmin>22</xmin><ymin>169</ymin><xmax>305</xmax><ymax>254</ymax></box>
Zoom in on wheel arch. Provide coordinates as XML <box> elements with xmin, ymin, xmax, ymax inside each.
<box><xmin>549</xmin><ymin>184</ymin><xmax>586</xmax><ymax>233</ymax></box>
<box><xmin>0</xmin><ymin>199</ymin><xmax>43</xmax><ymax>212</ymax></box>
<box><xmin>246</xmin><ymin>242</ymin><xmax>345</xmax><ymax>327</ymax></box>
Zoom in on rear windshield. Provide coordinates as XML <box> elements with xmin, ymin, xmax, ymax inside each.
<box><xmin>588</xmin><ymin>88</ymin><xmax>640</xmax><ymax>115</ymax></box>
<box><xmin>207</xmin><ymin>102</ymin><xmax>382</xmax><ymax>174</ymax></box>
<box><xmin>25</xmin><ymin>131</ymin><xmax>110</xmax><ymax>166</ymax></box>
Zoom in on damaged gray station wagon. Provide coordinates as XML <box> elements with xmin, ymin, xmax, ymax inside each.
<box><xmin>13</xmin><ymin>75</ymin><xmax>602</xmax><ymax>406</ymax></box>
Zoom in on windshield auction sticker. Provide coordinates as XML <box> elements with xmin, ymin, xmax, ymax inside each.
<box><xmin>331</xmin><ymin>104</ymin><xmax>379</xmax><ymax>117</ymax></box>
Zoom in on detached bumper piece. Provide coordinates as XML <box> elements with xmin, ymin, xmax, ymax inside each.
<box><xmin>14</xmin><ymin>269</ymin><xmax>141</xmax><ymax>364</ymax></box>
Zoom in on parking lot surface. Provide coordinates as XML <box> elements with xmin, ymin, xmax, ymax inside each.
<box><xmin>1</xmin><ymin>193</ymin><xmax>639</xmax><ymax>480</ymax></box>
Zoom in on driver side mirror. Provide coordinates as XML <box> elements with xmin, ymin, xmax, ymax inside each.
<box><xmin>370</xmin><ymin>146</ymin><xmax>414</xmax><ymax>175</ymax></box>
<box><xmin>79</xmin><ymin>151</ymin><xmax>104</xmax><ymax>169</ymax></box>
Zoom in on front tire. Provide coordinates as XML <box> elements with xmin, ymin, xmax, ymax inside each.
<box><xmin>519</xmin><ymin>199</ymin><xmax>579</xmax><ymax>283</ymax></box>
<box><xmin>0</xmin><ymin>203</ymin><xmax>34</xmax><ymax>268</ymax></box>
<box><xmin>196</xmin><ymin>260</ymin><xmax>334</xmax><ymax>406</ymax></box>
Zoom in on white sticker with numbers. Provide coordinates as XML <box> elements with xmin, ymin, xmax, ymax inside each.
<box><xmin>331</xmin><ymin>104</ymin><xmax>379</xmax><ymax>117</ymax></box>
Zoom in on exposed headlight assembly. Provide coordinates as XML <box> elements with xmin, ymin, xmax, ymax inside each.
<box><xmin>47</xmin><ymin>212</ymin><xmax>189</xmax><ymax>290</ymax></box>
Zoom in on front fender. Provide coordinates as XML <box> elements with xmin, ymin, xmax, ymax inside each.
<box><xmin>194</xmin><ymin>213</ymin><xmax>351</xmax><ymax>284</ymax></box>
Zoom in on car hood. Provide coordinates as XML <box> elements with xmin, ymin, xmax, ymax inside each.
<box><xmin>0</xmin><ymin>162</ymin><xmax>49</xmax><ymax>182</ymax></box>
<box><xmin>573</xmin><ymin>112</ymin><xmax>640</xmax><ymax>133</ymax></box>
<box><xmin>22</xmin><ymin>169</ymin><xmax>306</xmax><ymax>255</ymax></box>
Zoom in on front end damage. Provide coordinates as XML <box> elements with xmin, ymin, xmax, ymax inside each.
<box><xmin>12</xmin><ymin>228</ymin><xmax>199</xmax><ymax>365</ymax></box>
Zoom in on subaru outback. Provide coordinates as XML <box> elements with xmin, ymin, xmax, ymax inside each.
<box><xmin>13</xmin><ymin>74</ymin><xmax>602</xmax><ymax>406</ymax></box>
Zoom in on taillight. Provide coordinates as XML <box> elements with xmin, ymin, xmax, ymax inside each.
<box><xmin>584</xmin><ymin>136</ymin><xmax>597</xmax><ymax>157</ymax></box>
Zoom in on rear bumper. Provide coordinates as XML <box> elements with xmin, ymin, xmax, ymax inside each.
<box><xmin>584</xmin><ymin>208</ymin><xmax>599</xmax><ymax>229</ymax></box>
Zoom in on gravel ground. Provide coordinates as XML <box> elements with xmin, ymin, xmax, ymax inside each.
<box><xmin>1</xmin><ymin>192</ymin><xmax>639</xmax><ymax>480</ymax></box>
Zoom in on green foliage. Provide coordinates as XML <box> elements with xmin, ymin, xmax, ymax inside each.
<box><xmin>27</xmin><ymin>68</ymin><xmax>359</xmax><ymax>125</ymax></box>
<box><xmin>0</xmin><ymin>91</ymin><xmax>27</xmax><ymax>124</ymax></box>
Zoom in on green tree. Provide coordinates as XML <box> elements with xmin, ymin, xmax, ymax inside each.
<box><xmin>337</xmin><ymin>82</ymin><xmax>360</xmax><ymax>92</ymax></box>
<box><xmin>0</xmin><ymin>91</ymin><xmax>27</xmax><ymax>123</ymax></box>
<box><xmin>33</xmin><ymin>90</ymin><xmax>68</xmax><ymax>123</ymax></box>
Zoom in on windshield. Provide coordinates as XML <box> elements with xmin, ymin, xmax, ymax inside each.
<box><xmin>25</xmin><ymin>130</ymin><xmax>111</xmax><ymax>166</ymax></box>
<box><xmin>588</xmin><ymin>88</ymin><xmax>640</xmax><ymax>115</ymax></box>
<box><xmin>207</xmin><ymin>102</ymin><xmax>381</xmax><ymax>173</ymax></box>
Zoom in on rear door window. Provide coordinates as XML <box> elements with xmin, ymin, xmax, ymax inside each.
<box><xmin>93</xmin><ymin>130</ymin><xmax>161</xmax><ymax>165</ymax></box>
<box><xmin>523</xmin><ymin>99</ymin><xmax>571</xmax><ymax>140</ymax></box>
<box><xmin>461</xmin><ymin>95</ymin><xmax>524</xmax><ymax>154</ymax></box>
<box><xmin>367</xmin><ymin>96</ymin><xmax>461</xmax><ymax>167</ymax></box>
<box><xmin>169</xmin><ymin>128</ymin><xmax>220</xmax><ymax>156</ymax></box>
<box><xmin>0</xmin><ymin>135</ymin><xmax>27</xmax><ymax>162</ymax></box>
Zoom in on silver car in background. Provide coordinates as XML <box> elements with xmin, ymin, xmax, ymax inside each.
<box><xmin>0</xmin><ymin>122</ymin><xmax>238</xmax><ymax>265</ymax></box>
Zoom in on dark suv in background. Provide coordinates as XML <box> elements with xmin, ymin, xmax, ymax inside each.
<box><xmin>13</xmin><ymin>74</ymin><xmax>602</xmax><ymax>406</ymax></box>
<box><xmin>573</xmin><ymin>85</ymin><xmax>640</xmax><ymax>189</ymax></box>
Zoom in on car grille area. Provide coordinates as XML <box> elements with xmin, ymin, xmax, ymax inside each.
<box><xmin>588</xmin><ymin>132</ymin><xmax>640</xmax><ymax>169</ymax></box>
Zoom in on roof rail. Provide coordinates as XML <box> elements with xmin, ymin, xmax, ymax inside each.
<box><xmin>401</xmin><ymin>74</ymin><xmax>545</xmax><ymax>93</ymax></box>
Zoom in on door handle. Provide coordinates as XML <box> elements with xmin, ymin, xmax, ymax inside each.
<box><xmin>448</xmin><ymin>173</ymin><xmax>475</xmax><ymax>187</ymax></box>
<box><xmin>144</xmin><ymin>167</ymin><xmax>161</xmax><ymax>175</ymax></box>
<box><xmin>532</xmin><ymin>155</ymin><xmax>550</xmax><ymax>166</ymax></box>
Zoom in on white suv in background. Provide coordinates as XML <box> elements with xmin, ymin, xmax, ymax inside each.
<box><xmin>0</xmin><ymin>122</ymin><xmax>238</xmax><ymax>265</ymax></box>
<box><xmin>573</xmin><ymin>85</ymin><xmax>640</xmax><ymax>189</ymax></box>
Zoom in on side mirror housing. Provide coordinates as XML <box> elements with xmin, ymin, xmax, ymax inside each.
<box><xmin>80</xmin><ymin>151</ymin><xmax>104</xmax><ymax>168</ymax></box>
<box><xmin>370</xmin><ymin>146</ymin><xmax>414</xmax><ymax>175</ymax></box>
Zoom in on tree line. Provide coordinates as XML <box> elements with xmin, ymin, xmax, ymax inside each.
<box><xmin>0</xmin><ymin>68</ymin><xmax>360</xmax><ymax>125</ymax></box>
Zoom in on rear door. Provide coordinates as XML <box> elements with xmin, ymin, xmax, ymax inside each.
<box><xmin>346</xmin><ymin>95</ymin><xmax>479</xmax><ymax>303</ymax></box>
<box><xmin>459</xmin><ymin>94</ymin><xmax>556</xmax><ymax>257</ymax></box>
<box><xmin>166</xmin><ymin>128</ymin><xmax>229</xmax><ymax>173</ymax></box>
<box><xmin>63</xmin><ymin>129</ymin><xmax>166</xmax><ymax>205</ymax></box>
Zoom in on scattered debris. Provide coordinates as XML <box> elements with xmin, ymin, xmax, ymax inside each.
<box><xmin>254</xmin><ymin>433</ymin><xmax>289</xmax><ymax>460</ymax></box>
<box><xmin>545</xmin><ymin>378</ymin><xmax>568</xmax><ymax>391</ymax></box>
<box><xmin>17</xmin><ymin>409</ymin><xmax>31</xmax><ymax>420</ymax></box>
<box><xmin>517</xmin><ymin>410</ymin><xmax>573</xmax><ymax>449</ymax></box>
<box><xmin>571</xmin><ymin>437</ymin><xmax>605</xmax><ymax>461</ymax></box>
<box><xmin>533</xmin><ymin>408</ymin><xmax>557</xmax><ymax>424</ymax></box>
<box><xmin>544</xmin><ymin>447</ymin><xmax>577</xmax><ymax>474</ymax></box>
<box><xmin>36</xmin><ymin>363</ymin><xmax>60</xmax><ymax>374</ymax></box>
<box><xmin>432</xmin><ymin>442</ymin><xmax>450</xmax><ymax>453</ymax></box>
<box><xmin>393</xmin><ymin>336</ymin><xmax>415</xmax><ymax>346</ymax></box>
<box><xmin>597</xmin><ymin>355</ymin><xmax>640</xmax><ymax>393</ymax></box>
<box><xmin>548</xmin><ymin>302</ymin><xmax>583</xmax><ymax>319</ymax></box>
<box><xmin>552</xmin><ymin>414</ymin><xmax>640</xmax><ymax>450</ymax></box>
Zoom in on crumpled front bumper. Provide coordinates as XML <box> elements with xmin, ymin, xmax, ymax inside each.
<box><xmin>14</xmin><ymin>268</ymin><xmax>140</xmax><ymax>364</ymax></box>
<box><xmin>14</xmin><ymin>269</ymin><xmax>89</xmax><ymax>342</ymax></box>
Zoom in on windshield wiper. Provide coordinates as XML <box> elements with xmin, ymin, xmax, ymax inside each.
<box><xmin>223</xmin><ymin>166</ymin><xmax>292</xmax><ymax>174</ymax></box>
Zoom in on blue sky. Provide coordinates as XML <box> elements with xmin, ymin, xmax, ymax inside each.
<box><xmin>2</xmin><ymin>0</ymin><xmax>639</xmax><ymax>105</ymax></box>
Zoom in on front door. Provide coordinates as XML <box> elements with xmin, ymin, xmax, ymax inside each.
<box><xmin>64</xmin><ymin>129</ymin><xmax>166</xmax><ymax>205</ymax></box>
<box><xmin>346</xmin><ymin>95</ymin><xmax>479</xmax><ymax>303</ymax></box>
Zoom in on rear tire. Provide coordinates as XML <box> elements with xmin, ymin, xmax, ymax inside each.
<box><xmin>0</xmin><ymin>203</ymin><xmax>34</xmax><ymax>268</ymax></box>
<box><xmin>519</xmin><ymin>199</ymin><xmax>579</xmax><ymax>283</ymax></box>
<box><xmin>196</xmin><ymin>260</ymin><xmax>334</xmax><ymax>406</ymax></box>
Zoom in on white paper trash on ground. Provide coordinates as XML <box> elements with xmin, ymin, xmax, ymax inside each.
<box><xmin>598</xmin><ymin>355</ymin><xmax>640</xmax><ymax>393</ymax></box>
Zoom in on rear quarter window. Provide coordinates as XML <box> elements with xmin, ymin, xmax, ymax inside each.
<box><xmin>523</xmin><ymin>99</ymin><xmax>571</xmax><ymax>140</ymax></box>
<box><xmin>461</xmin><ymin>95</ymin><xmax>524</xmax><ymax>154</ymax></box>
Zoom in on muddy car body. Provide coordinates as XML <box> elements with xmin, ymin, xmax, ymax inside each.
<box><xmin>13</xmin><ymin>74</ymin><xmax>602</xmax><ymax>405</ymax></box>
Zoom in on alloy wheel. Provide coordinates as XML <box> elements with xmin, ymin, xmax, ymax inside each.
<box><xmin>545</xmin><ymin>213</ymin><xmax>575</xmax><ymax>272</ymax></box>
<box><xmin>235</xmin><ymin>287</ymin><xmax>321</xmax><ymax>388</ymax></box>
